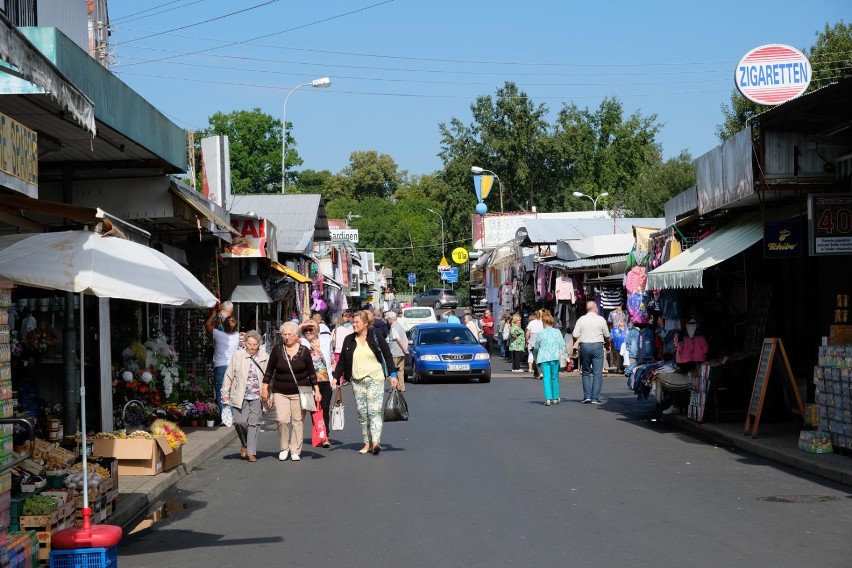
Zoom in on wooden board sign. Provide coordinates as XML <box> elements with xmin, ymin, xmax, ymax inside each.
<box><xmin>744</xmin><ymin>338</ymin><xmax>805</xmax><ymax>438</ymax></box>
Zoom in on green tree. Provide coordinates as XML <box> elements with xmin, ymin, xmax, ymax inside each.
<box><xmin>337</xmin><ymin>150</ymin><xmax>404</xmax><ymax>200</ymax></box>
<box><xmin>195</xmin><ymin>108</ymin><xmax>298</xmax><ymax>194</ymax></box>
<box><xmin>716</xmin><ymin>20</ymin><xmax>852</xmax><ymax>141</ymax></box>
<box><xmin>552</xmin><ymin>97</ymin><xmax>662</xmax><ymax>211</ymax></box>
<box><xmin>622</xmin><ymin>150</ymin><xmax>695</xmax><ymax>217</ymax></box>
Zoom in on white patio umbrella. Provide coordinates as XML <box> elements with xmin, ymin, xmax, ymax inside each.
<box><xmin>0</xmin><ymin>230</ymin><xmax>216</xmax><ymax>544</ymax></box>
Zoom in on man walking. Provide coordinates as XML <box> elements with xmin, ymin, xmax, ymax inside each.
<box><xmin>373</xmin><ymin>308</ymin><xmax>390</xmax><ymax>338</ymax></box>
<box><xmin>572</xmin><ymin>300</ymin><xmax>611</xmax><ymax>404</ymax></box>
<box><xmin>481</xmin><ymin>309</ymin><xmax>495</xmax><ymax>355</ymax></box>
<box><xmin>386</xmin><ymin>312</ymin><xmax>409</xmax><ymax>392</ymax></box>
<box><xmin>464</xmin><ymin>314</ymin><xmax>481</xmax><ymax>342</ymax></box>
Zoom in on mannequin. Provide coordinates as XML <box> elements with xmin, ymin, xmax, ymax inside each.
<box><xmin>685</xmin><ymin>317</ymin><xmax>698</xmax><ymax>339</ymax></box>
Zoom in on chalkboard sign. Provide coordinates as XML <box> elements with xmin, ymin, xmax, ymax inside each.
<box><xmin>744</xmin><ymin>338</ymin><xmax>804</xmax><ymax>438</ymax></box>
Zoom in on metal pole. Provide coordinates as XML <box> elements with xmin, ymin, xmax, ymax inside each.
<box><xmin>282</xmin><ymin>83</ymin><xmax>309</xmax><ymax>193</ymax></box>
<box><xmin>498</xmin><ymin>179</ymin><xmax>504</xmax><ymax>213</ymax></box>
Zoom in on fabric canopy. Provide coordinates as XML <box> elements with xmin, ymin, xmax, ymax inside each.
<box><xmin>270</xmin><ymin>261</ymin><xmax>312</xmax><ymax>283</ymax></box>
<box><xmin>646</xmin><ymin>206</ymin><xmax>797</xmax><ymax>290</ymax></box>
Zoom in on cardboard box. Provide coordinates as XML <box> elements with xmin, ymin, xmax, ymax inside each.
<box><xmin>91</xmin><ymin>436</ymin><xmax>182</xmax><ymax>476</ymax></box>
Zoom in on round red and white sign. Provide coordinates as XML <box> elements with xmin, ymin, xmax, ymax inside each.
<box><xmin>735</xmin><ymin>44</ymin><xmax>812</xmax><ymax>105</ymax></box>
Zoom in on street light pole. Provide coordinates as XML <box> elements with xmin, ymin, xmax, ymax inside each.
<box><xmin>281</xmin><ymin>77</ymin><xmax>331</xmax><ymax>193</ymax></box>
<box><xmin>572</xmin><ymin>191</ymin><xmax>609</xmax><ymax>211</ymax></box>
<box><xmin>426</xmin><ymin>208</ymin><xmax>445</xmax><ymax>260</ymax></box>
<box><xmin>471</xmin><ymin>166</ymin><xmax>504</xmax><ymax>212</ymax></box>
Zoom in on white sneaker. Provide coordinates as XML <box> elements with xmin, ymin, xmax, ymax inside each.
<box><xmin>662</xmin><ymin>405</ymin><xmax>678</xmax><ymax>415</ymax></box>
<box><xmin>553</xmin><ymin>398</ymin><xmax>560</xmax><ymax>404</ymax></box>
<box><xmin>544</xmin><ymin>400</ymin><xmax>551</xmax><ymax>406</ymax></box>
<box><xmin>278</xmin><ymin>450</ymin><xmax>289</xmax><ymax>461</ymax></box>
<box><xmin>290</xmin><ymin>454</ymin><xmax>301</xmax><ymax>461</ymax></box>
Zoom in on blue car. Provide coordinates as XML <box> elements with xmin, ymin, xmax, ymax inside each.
<box><xmin>404</xmin><ymin>323</ymin><xmax>491</xmax><ymax>383</ymax></box>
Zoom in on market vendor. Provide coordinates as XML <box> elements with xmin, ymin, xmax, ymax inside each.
<box><xmin>205</xmin><ymin>303</ymin><xmax>239</xmax><ymax>416</ymax></box>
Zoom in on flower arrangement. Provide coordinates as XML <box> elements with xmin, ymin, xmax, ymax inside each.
<box><xmin>25</xmin><ymin>322</ymin><xmax>56</xmax><ymax>354</ymax></box>
<box><xmin>160</xmin><ymin>402</ymin><xmax>185</xmax><ymax>422</ymax></box>
<box><xmin>149</xmin><ymin>419</ymin><xmax>187</xmax><ymax>449</ymax></box>
<box><xmin>202</xmin><ymin>402</ymin><xmax>219</xmax><ymax>420</ymax></box>
<box><xmin>181</xmin><ymin>401</ymin><xmax>201</xmax><ymax>419</ymax></box>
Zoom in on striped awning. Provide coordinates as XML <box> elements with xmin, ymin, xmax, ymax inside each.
<box><xmin>544</xmin><ymin>255</ymin><xmax>626</xmax><ymax>270</ymax></box>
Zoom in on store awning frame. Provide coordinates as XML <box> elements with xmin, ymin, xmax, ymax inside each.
<box><xmin>168</xmin><ymin>182</ymin><xmax>239</xmax><ymax>237</ymax></box>
<box><xmin>270</xmin><ymin>260</ymin><xmax>312</xmax><ymax>284</ymax></box>
<box><xmin>646</xmin><ymin>205</ymin><xmax>799</xmax><ymax>290</ymax></box>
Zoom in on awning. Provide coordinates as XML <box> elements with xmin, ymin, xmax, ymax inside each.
<box><xmin>168</xmin><ymin>183</ymin><xmax>239</xmax><ymax>237</ymax></box>
<box><xmin>230</xmin><ymin>274</ymin><xmax>272</xmax><ymax>304</ymax></box>
<box><xmin>557</xmin><ymin>234</ymin><xmax>634</xmax><ymax>261</ymax></box>
<box><xmin>322</xmin><ymin>275</ymin><xmax>343</xmax><ymax>290</ymax></box>
<box><xmin>646</xmin><ymin>206</ymin><xmax>798</xmax><ymax>290</ymax></box>
<box><xmin>270</xmin><ymin>261</ymin><xmax>312</xmax><ymax>283</ymax></box>
<box><xmin>0</xmin><ymin>18</ymin><xmax>96</xmax><ymax>134</ymax></box>
<box><xmin>545</xmin><ymin>255</ymin><xmax>627</xmax><ymax>270</ymax></box>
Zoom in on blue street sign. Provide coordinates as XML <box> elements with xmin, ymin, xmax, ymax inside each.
<box><xmin>441</xmin><ymin>267</ymin><xmax>459</xmax><ymax>283</ymax></box>
<box><xmin>407</xmin><ymin>273</ymin><xmax>416</xmax><ymax>285</ymax></box>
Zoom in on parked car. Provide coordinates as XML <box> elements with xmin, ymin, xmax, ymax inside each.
<box><xmin>398</xmin><ymin>306</ymin><xmax>437</xmax><ymax>331</ymax></box>
<box><xmin>412</xmin><ymin>288</ymin><xmax>458</xmax><ymax>309</ymax></box>
<box><xmin>404</xmin><ymin>323</ymin><xmax>490</xmax><ymax>383</ymax></box>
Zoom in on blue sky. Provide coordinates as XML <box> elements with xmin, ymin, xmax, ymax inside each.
<box><xmin>110</xmin><ymin>0</ymin><xmax>848</xmax><ymax>177</ymax></box>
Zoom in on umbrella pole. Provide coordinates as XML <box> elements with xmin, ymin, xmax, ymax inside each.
<box><xmin>79</xmin><ymin>292</ymin><xmax>91</xmax><ymax>528</ymax></box>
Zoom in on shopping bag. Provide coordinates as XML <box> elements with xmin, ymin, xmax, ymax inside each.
<box><xmin>329</xmin><ymin>388</ymin><xmax>345</xmax><ymax>431</ymax></box>
<box><xmin>382</xmin><ymin>388</ymin><xmax>409</xmax><ymax>422</ymax></box>
<box><xmin>221</xmin><ymin>404</ymin><xmax>234</xmax><ymax>427</ymax></box>
<box><xmin>311</xmin><ymin>408</ymin><xmax>327</xmax><ymax>447</ymax></box>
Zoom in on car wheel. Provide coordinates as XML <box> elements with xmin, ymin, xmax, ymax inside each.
<box><xmin>412</xmin><ymin>300</ymin><xmax>419</xmax><ymax>307</ymax></box>
<box><xmin>412</xmin><ymin>363</ymin><xmax>424</xmax><ymax>384</ymax></box>
<box><xmin>434</xmin><ymin>301</ymin><xmax>442</xmax><ymax>309</ymax></box>
<box><xmin>480</xmin><ymin>372</ymin><xmax>491</xmax><ymax>383</ymax></box>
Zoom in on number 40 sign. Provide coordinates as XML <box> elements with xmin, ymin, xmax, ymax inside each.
<box><xmin>808</xmin><ymin>194</ymin><xmax>852</xmax><ymax>256</ymax></box>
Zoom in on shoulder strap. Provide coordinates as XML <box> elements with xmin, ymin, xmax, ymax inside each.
<box><xmin>282</xmin><ymin>344</ymin><xmax>299</xmax><ymax>386</ymax></box>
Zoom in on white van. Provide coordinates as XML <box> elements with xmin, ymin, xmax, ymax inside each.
<box><xmin>398</xmin><ymin>306</ymin><xmax>437</xmax><ymax>331</ymax></box>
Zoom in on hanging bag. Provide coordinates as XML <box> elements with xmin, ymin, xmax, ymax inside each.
<box><xmin>329</xmin><ymin>387</ymin><xmax>345</xmax><ymax>431</ymax></box>
<box><xmin>221</xmin><ymin>404</ymin><xmax>234</xmax><ymax>427</ymax></box>
<box><xmin>311</xmin><ymin>406</ymin><xmax>327</xmax><ymax>447</ymax></box>
<box><xmin>283</xmin><ymin>345</ymin><xmax>317</xmax><ymax>412</ymax></box>
<box><xmin>382</xmin><ymin>387</ymin><xmax>409</xmax><ymax>422</ymax></box>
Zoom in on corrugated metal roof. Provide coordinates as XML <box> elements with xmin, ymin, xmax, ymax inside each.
<box><xmin>544</xmin><ymin>255</ymin><xmax>626</xmax><ymax>270</ymax></box>
<box><xmin>229</xmin><ymin>193</ymin><xmax>329</xmax><ymax>254</ymax></box>
<box><xmin>522</xmin><ymin>218</ymin><xmax>664</xmax><ymax>245</ymax></box>
<box><xmin>557</xmin><ymin>234</ymin><xmax>635</xmax><ymax>261</ymax></box>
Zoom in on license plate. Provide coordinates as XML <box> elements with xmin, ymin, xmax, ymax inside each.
<box><xmin>447</xmin><ymin>363</ymin><xmax>470</xmax><ymax>371</ymax></box>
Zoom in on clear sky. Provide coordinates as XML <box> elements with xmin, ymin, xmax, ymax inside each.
<box><xmin>109</xmin><ymin>0</ymin><xmax>848</xmax><ymax>177</ymax></box>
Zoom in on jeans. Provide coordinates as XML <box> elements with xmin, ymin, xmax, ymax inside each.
<box><xmin>498</xmin><ymin>334</ymin><xmax>507</xmax><ymax>357</ymax></box>
<box><xmin>540</xmin><ymin>360</ymin><xmax>560</xmax><ymax>401</ymax></box>
<box><xmin>579</xmin><ymin>342</ymin><xmax>605</xmax><ymax>401</ymax></box>
<box><xmin>214</xmin><ymin>365</ymin><xmax>228</xmax><ymax>415</ymax></box>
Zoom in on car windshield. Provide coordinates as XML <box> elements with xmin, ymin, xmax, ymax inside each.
<box><xmin>418</xmin><ymin>327</ymin><xmax>477</xmax><ymax>345</ymax></box>
<box><xmin>403</xmin><ymin>308</ymin><xmax>433</xmax><ymax>319</ymax></box>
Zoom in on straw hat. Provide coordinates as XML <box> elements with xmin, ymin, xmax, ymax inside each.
<box><xmin>298</xmin><ymin>319</ymin><xmax>318</xmax><ymax>333</ymax></box>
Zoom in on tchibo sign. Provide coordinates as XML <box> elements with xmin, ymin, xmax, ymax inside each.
<box><xmin>736</xmin><ymin>44</ymin><xmax>811</xmax><ymax>105</ymax></box>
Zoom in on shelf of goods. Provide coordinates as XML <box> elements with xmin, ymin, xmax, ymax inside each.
<box><xmin>814</xmin><ymin>344</ymin><xmax>852</xmax><ymax>452</ymax></box>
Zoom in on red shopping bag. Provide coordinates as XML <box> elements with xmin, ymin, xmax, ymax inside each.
<box><xmin>311</xmin><ymin>408</ymin><xmax>327</xmax><ymax>447</ymax></box>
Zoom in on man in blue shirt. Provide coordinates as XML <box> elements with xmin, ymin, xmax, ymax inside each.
<box><xmin>443</xmin><ymin>310</ymin><xmax>460</xmax><ymax>324</ymax></box>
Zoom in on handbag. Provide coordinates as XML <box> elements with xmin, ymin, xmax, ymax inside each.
<box><xmin>221</xmin><ymin>404</ymin><xmax>234</xmax><ymax>427</ymax></box>
<box><xmin>283</xmin><ymin>345</ymin><xmax>317</xmax><ymax>412</ymax></box>
<box><xmin>382</xmin><ymin>387</ymin><xmax>409</xmax><ymax>422</ymax></box>
<box><xmin>329</xmin><ymin>387</ymin><xmax>345</xmax><ymax>431</ymax></box>
<box><xmin>311</xmin><ymin>407</ymin><xmax>327</xmax><ymax>447</ymax></box>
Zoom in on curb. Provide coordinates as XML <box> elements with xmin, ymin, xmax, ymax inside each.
<box><xmin>111</xmin><ymin>429</ymin><xmax>238</xmax><ymax>530</ymax></box>
<box><xmin>665</xmin><ymin>414</ymin><xmax>852</xmax><ymax>487</ymax></box>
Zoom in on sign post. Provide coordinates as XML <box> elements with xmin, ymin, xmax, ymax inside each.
<box><xmin>407</xmin><ymin>272</ymin><xmax>416</xmax><ymax>298</ymax></box>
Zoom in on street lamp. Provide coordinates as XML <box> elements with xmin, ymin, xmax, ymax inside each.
<box><xmin>281</xmin><ymin>77</ymin><xmax>331</xmax><ymax>193</ymax></box>
<box><xmin>470</xmin><ymin>166</ymin><xmax>504</xmax><ymax>213</ymax></box>
<box><xmin>573</xmin><ymin>190</ymin><xmax>609</xmax><ymax>211</ymax></box>
<box><xmin>426</xmin><ymin>208</ymin><xmax>445</xmax><ymax>260</ymax></box>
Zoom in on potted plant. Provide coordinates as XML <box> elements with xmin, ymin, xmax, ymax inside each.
<box><xmin>205</xmin><ymin>403</ymin><xmax>219</xmax><ymax>427</ymax></box>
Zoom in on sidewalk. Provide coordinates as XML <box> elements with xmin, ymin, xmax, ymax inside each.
<box><xmin>664</xmin><ymin>414</ymin><xmax>852</xmax><ymax>486</ymax></box>
<box><xmin>109</xmin><ymin>426</ymin><xmax>237</xmax><ymax>530</ymax></box>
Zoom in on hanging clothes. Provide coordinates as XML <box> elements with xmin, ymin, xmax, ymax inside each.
<box><xmin>624</xmin><ymin>266</ymin><xmax>647</xmax><ymax>295</ymax></box>
<box><xmin>554</xmin><ymin>274</ymin><xmax>576</xmax><ymax>303</ymax></box>
<box><xmin>627</xmin><ymin>291</ymin><xmax>649</xmax><ymax>324</ymax></box>
<box><xmin>600</xmin><ymin>286</ymin><xmax>623</xmax><ymax>310</ymax></box>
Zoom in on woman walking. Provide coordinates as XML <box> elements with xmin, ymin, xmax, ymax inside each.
<box><xmin>533</xmin><ymin>312</ymin><xmax>568</xmax><ymax>406</ymax></box>
<box><xmin>221</xmin><ymin>330</ymin><xmax>268</xmax><ymax>462</ymax></box>
<box><xmin>333</xmin><ymin>310</ymin><xmax>398</xmax><ymax>455</ymax></box>
<box><xmin>300</xmin><ymin>319</ymin><xmax>335</xmax><ymax>448</ymax></box>
<box><xmin>330</xmin><ymin>316</ymin><xmax>353</xmax><ymax>385</ymax></box>
<box><xmin>205</xmin><ymin>304</ymin><xmax>239</xmax><ymax>415</ymax></box>
<box><xmin>509</xmin><ymin>314</ymin><xmax>526</xmax><ymax>372</ymax></box>
<box><xmin>262</xmin><ymin>321</ymin><xmax>321</xmax><ymax>462</ymax></box>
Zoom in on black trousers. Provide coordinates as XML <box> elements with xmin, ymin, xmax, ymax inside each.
<box><xmin>317</xmin><ymin>381</ymin><xmax>332</xmax><ymax>434</ymax></box>
<box><xmin>511</xmin><ymin>350</ymin><xmax>523</xmax><ymax>370</ymax></box>
<box><xmin>484</xmin><ymin>334</ymin><xmax>495</xmax><ymax>354</ymax></box>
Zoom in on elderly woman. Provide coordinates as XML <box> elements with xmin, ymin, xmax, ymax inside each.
<box><xmin>509</xmin><ymin>314</ymin><xmax>526</xmax><ymax>372</ymax></box>
<box><xmin>221</xmin><ymin>330</ymin><xmax>268</xmax><ymax>462</ymax></box>
<box><xmin>533</xmin><ymin>311</ymin><xmax>568</xmax><ymax>406</ymax></box>
<box><xmin>262</xmin><ymin>321</ymin><xmax>321</xmax><ymax>461</ymax></box>
<box><xmin>332</xmin><ymin>310</ymin><xmax>398</xmax><ymax>455</ymax></box>
<box><xmin>300</xmin><ymin>319</ymin><xmax>335</xmax><ymax>448</ymax></box>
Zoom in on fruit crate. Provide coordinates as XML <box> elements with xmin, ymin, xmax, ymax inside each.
<box><xmin>50</xmin><ymin>546</ymin><xmax>118</xmax><ymax>568</ymax></box>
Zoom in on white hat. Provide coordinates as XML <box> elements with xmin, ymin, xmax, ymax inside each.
<box><xmin>385</xmin><ymin>311</ymin><xmax>398</xmax><ymax>319</ymax></box>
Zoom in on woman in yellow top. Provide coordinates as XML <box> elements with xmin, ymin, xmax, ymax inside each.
<box><xmin>333</xmin><ymin>310</ymin><xmax>398</xmax><ymax>455</ymax></box>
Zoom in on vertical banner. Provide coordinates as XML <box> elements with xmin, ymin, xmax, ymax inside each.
<box><xmin>480</xmin><ymin>175</ymin><xmax>494</xmax><ymax>200</ymax></box>
<box><xmin>200</xmin><ymin>135</ymin><xmax>232</xmax><ymax>208</ymax></box>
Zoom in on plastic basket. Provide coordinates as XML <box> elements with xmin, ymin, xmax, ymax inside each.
<box><xmin>49</xmin><ymin>545</ymin><xmax>118</xmax><ymax>567</ymax></box>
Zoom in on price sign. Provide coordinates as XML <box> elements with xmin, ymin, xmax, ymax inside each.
<box><xmin>808</xmin><ymin>194</ymin><xmax>852</xmax><ymax>256</ymax></box>
<box><xmin>451</xmin><ymin>247</ymin><xmax>469</xmax><ymax>264</ymax></box>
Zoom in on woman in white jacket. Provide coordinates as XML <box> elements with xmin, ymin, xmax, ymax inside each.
<box><xmin>221</xmin><ymin>330</ymin><xmax>269</xmax><ymax>462</ymax></box>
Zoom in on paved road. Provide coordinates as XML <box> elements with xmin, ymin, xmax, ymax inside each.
<box><xmin>118</xmin><ymin>359</ymin><xmax>852</xmax><ymax>567</ymax></box>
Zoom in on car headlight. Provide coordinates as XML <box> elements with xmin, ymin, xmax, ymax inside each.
<box><xmin>419</xmin><ymin>354</ymin><xmax>440</xmax><ymax>361</ymax></box>
<box><xmin>474</xmin><ymin>353</ymin><xmax>490</xmax><ymax>360</ymax></box>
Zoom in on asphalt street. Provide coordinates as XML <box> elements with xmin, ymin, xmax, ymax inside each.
<box><xmin>118</xmin><ymin>359</ymin><xmax>852</xmax><ymax>567</ymax></box>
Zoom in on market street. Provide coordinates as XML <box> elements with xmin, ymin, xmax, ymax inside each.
<box><xmin>117</xmin><ymin>361</ymin><xmax>852</xmax><ymax>568</ymax></box>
